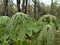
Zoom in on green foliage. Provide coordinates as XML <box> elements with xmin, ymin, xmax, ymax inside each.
<box><xmin>6</xmin><ymin>12</ymin><xmax>26</xmax><ymax>41</ymax></box>
<box><xmin>0</xmin><ymin>16</ymin><xmax>10</xmax><ymax>34</ymax></box>
<box><xmin>25</xmin><ymin>18</ymin><xmax>42</xmax><ymax>36</ymax></box>
<box><xmin>0</xmin><ymin>16</ymin><xmax>10</xmax><ymax>27</ymax></box>
<box><xmin>38</xmin><ymin>14</ymin><xmax>58</xmax><ymax>24</ymax></box>
<box><xmin>5</xmin><ymin>12</ymin><xmax>42</xmax><ymax>45</ymax></box>
<box><xmin>31</xmin><ymin>14</ymin><xmax>60</xmax><ymax>45</ymax></box>
<box><xmin>0</xmin><ymin>13</ymin><xmax>60</xmax><ymax>45</ymax></box>
<box><xmin>0</xmin><ymin>16</ymin><xmax>10</xmax><ymax>45</ymax></box>
<box><xmin>5</xmin><ymin>12</ymin><xmax>42</xmax><ymax>41</ymax></box>
<box><xmin>32</xmin><ymin>25</ymin><xmax>59</xmax><ymax>45</ymax></box>
<box><xmin>38</xmin><ymin>14</ymin><xmax>59</xmax><ymax>30</ymax></box>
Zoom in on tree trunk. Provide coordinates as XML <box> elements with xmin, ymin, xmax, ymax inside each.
<box><xmin>51</xmin><ymin>0</ymin><xmax>53</xmax><ymax>15</ymax></box>
<box><xmin>28</xmin><ymin>0</ymin><xmax>30</xmax><ymax>15</ymax></box>
<box><xmin>22</xmin><ymin>0</ymin><xmax>25</xmax><ymax>13</ymax></box>
<box><xmin>3</xmin><ymin>0</ymin><xmax>8</xmax><ymax>16</ymax></box>
<box><xmin>17</xmin><ymin>0</ymin><xmax>21</xmax><ymax>12</ymax></box>
<box><xmin>34</xmin><ymin>0</ymin><xmax>37</xmax><ymax>19</ymax></box>
<box><xmin>24</xmin><ymin>0</ymin><xmax>28</xmax><ymax>14</ymax></box>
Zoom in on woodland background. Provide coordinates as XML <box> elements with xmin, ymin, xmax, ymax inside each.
<box><xmin>0</xmin><ymin>0</ymin><xmax>60</xmax><ymax>19</ymax></box>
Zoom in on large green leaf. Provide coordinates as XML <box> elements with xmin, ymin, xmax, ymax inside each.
<box><xmin>6</xmin><ymin>12</ymin><xmax>26</xmax><ymax>41</ymax></box>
